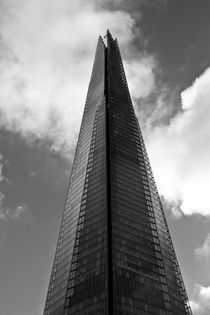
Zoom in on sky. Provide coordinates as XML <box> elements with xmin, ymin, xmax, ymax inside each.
<box><xmin>0</xmin><ymin>0</ymin><xmax>210</xmax><ymax>314</ymax></box>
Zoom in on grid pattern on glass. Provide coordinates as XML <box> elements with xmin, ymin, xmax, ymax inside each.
<box><xmin>107</xmin><ymin>31</ymin><xmax>192</xmax><ymax>315</ymax></box>
<box><xmin>43</xmin><ymin>37</ymin><xmax>106</xmax><ymax>315</ymax></box>
<box><xmin>63</xmin><ymin>97</ymin><xmax>107</xmax><ymax>315</ymax></box>
<box><xmin>43</xmin><ymin>30</ymin><xmax>192</xmax><ymax>315</ymax></box>
<box><xmin>137</xmin><ymin>126</ymin><xmax>192</xmax><ymax>315</ymax></box>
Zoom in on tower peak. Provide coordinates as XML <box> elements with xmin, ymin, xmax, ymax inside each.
<box><xmin>43</xmin><ymin>33</ymin><xmax>192</xmax><ymax>315</ymax></box>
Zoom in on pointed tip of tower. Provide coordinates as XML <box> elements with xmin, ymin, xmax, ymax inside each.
<box><xmin>98</xmin><ymin>35</ymin><xmax>106</xmax><ymax>48</ymax></box>
<box><xmin>98</xmin><ymin>30</ymin><xmax>116</xmax><ymax>48</ymax></box>
<box><xmin>106</xmin><ymin>29</ymin><xmax>114</xmax><ymax>39</ymax></box>
<box><xmin>105</xmin><ymin>29</ymin><xmax>116</xmax><ymax>47</ymax></box>
<box><xmin>99</xmin><ymin>30</ymin><xmax>114</xmax><ymax>48</ymax></box>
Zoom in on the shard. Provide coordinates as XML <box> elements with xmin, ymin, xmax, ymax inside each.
<box><xmin>43</xmin><ymin>31</ymin><xmax>192</xmax><ymax>315</ymax></box>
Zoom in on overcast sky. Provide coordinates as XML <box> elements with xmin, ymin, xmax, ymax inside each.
<box><xmin>0</xmin><ymin>1</ymin><xmax>210</xmax><ymax>314</ymax></box>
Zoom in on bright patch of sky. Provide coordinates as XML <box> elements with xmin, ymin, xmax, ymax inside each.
<box><xmin>0</xmin><ymin>0</ymin><xmax>155</xmax><ymax>159</ymax></box>
<box><xmin>190</xmin><ymin>284</ymin><xmax>210</xmax><ymax>315</ymax></box>
<box><xmin>147</xmin><ymin>67</ymin><xmax>210</xmax><ymax>216</ymax></box>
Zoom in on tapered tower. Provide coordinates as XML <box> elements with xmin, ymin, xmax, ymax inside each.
<box><xmin>43</xmin><ymin>31</ymin><xmax>192</xmax><ymax>315</ymax></box>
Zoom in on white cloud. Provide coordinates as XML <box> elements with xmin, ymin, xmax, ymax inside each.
<box><xmin>171</xmin><ymin>203</ymin><xmax>183</xmax><ymax>219</ymax></box>
<box><xmin>3</xmin><ymin>0</ymin><xmax>208</xmax><ymax>219</ymax></box>
<box><xmin>0</xmin><ymin>156</ymin><xmax>28</xmax><ymax>220</ymax></box>
<box><xmin>10</xmin><ymin>204</ymin><xmax>28</xmax><ymax>219</ymax></box>
<box><xmin>195</xmin><ymin>234</ymin><xmax>210</xmax><ymax>259</ymax></box>
<box><xmin>124</xmin><ymin>56</ymin><xmax>156</xmax><ymax>99</ymax></box>
<box><xmin>0</xmin><ymin>192</ymin><xmax>28</xmax><ymax>220</ymax></box>
<box><xmin>0</xmin><ymin>0</ymin><xmax>155</xmax><ymax>159</ymax></box>
<box><xmin>147</xmin><ymin>67</ymin><xmax>210</xmax><ymax>216</ymax></box>
<box><xmin>190</xmin><ymin>284</ymin><xmax>210</xmax><ymax>315</ymax></box>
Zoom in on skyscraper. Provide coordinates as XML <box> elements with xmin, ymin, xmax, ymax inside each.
<box><xmin>43</xmin><ymin>31</ymin><xmax>192</xmax><ymax>315</ymax></box>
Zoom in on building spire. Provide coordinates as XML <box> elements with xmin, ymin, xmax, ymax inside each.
<box><xmin>103</xmin><ymin>29</ymin><xmax>114</xmax><ymax>47</ymax></box>
<box><xmin>43</xmin><ymin>32</ymin><xmax>192</xmax><ymax>315</ymax></box>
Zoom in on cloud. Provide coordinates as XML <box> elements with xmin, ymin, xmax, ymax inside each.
<box><xmin>0</xmin><ymin>155</ymin><xmax>4</xmax><ymax>182</ymax></box>
<box><xmin>0</xmin><ymin>193</ymin><xmax>28</xmax><ymax>220</ymax></box>
<box><xmin>10</xmin><ymin>204</ymin><xmax>28</xmax><ymax>219</ymax></box>
<box><xmin>0</xmin><ymin>156</ymin><xmax>28</xmax><ymax>220</ymax></box>
<box><xmin>170</xmin><ymin>202</ymin><xmax>183</xmax><ymax>219</ymax></box>
<box><xmin>124</xmin><ymin>56</ymin><xmax>155</xmax><ymax>99</ymax></box>
<box><xmin>2</xmin><ymin>0</ymin><xmax>208</xmax><ymax>219</ymax></box>
<box><xmin>97</xmin><ymin>0</ymin><xmax>167</xmax><ymax>11</ymax></box>
<box><xmin>0</xmin><ymin>153</ymin><xmax>8</xmax><ymax>183</ymax></box>
<box><xmin>160</xmin><ymin>198</ymin><xmax>183</xmax><ymax>219</ymax></box>
<box><xmin>190</xmin><ymin>284</ymin><xmax>210</xmax><ymax>315</ymax></box>
<box><xmin>0</xmin><ymin>193</ymin><xmax>6</xmax><ymax>220</ymax></box>
<box><xmin>195</xmin><ymin>234</ymin><xmax>210</xmax><ymax>259</ymax></box>
<box><xmin>0</xmin><ymin>0</ymin><xmax>155</xmax><ymax>159</ymax></box>
<box><xmin>147</xmin><ymin>67</ymin><xmax>210</xmax><ymax>216</ymax></box>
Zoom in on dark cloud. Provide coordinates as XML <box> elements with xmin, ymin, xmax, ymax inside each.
<box><xmin>95</xmin><ymin>0</ymin><xmax>167</xmax><ymax>12</ymax></box>
<box><xmin>139</xmin><ymin>0</ymin><xmax>210</xmax><ymax>87</ymax></box>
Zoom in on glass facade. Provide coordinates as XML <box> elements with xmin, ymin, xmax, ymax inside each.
<box><xmin>43</xmin><ymin>31</ymin><xmax>192</xmax><ymax>315</ymax></box>
<box><xmin>44</xmin><ymin>37</ymin><xmax>107</xmax><ymax>315</ymax></box>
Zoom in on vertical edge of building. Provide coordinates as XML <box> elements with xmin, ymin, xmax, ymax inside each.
<box><xmin>43</xmin><ymin>36</ymin><xmax>107</xmax><ymax>315</ymax></box>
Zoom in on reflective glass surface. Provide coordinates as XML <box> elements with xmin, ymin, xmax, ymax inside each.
<box><xmin>44</xmin><ymin>37</ymin><xmax>107</xmax><ymax>315</ymax></box>
<box><xmin>107</xmin><ymin>32</ymin><xmax>191</xmax><ymax>315</ymax></box>
<box><xmin>43</xmin><ymin>32</ymin><xmax>192</xmax><ymax>315</ymax></box>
